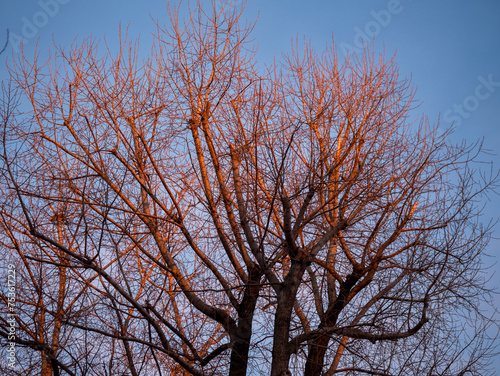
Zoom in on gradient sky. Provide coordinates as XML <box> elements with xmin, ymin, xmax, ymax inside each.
<box><xmin>1</xmin><ymin>0</ymin><xmax>500</xmax><ymax>371</ymax></box>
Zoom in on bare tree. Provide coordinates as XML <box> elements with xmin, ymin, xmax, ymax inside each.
<box><xmin>0</xmin><ymin>1</ymin><xmax>497</xmax><ymax>375</ymax></box>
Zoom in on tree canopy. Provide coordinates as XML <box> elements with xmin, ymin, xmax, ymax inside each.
<box><xmin>0</xmin><ymin>2</ymin><xmax>498</xmax><ymax>375</ymax></box>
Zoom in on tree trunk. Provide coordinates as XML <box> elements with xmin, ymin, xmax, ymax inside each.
<box><xmin>229</xmin><ymin>272</ymin><xmax>262</xmax><ymax>376</ymax></box>
<box><xmin>304</xmin><ymin>273</ymin><xmax>361</xmax><ymax>375</ymax></box>
<box><xmin>270</xmin><ymin>261</ymin><xmax>307</xmax><ymax>376</ymax></box>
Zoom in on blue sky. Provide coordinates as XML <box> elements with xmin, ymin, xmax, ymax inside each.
<box><xmin>1</xmin><ymin>0</ymin><xmax>500</xmax><ymax>371</ymax></box>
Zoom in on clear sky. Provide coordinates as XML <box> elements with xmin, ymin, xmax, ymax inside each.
<box><xmin>1</xmin><ymin>0</ymin><xmax>500</xmax><ymax>371</ymax></box>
